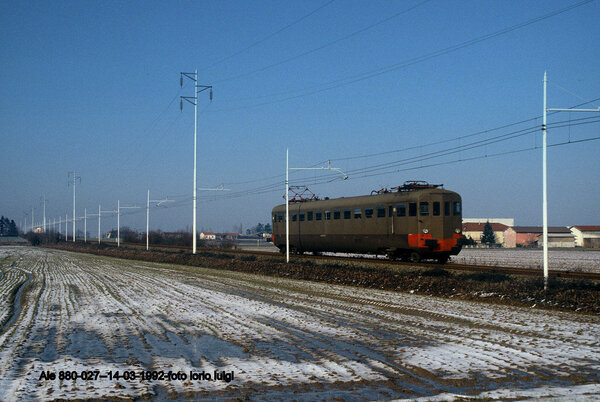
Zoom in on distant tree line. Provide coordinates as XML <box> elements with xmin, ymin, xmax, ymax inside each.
<box><xmin>246</xmin><ymin>223</ymin><xmax>272</xmax><ymax>235</ymax></box>
<box><xmin>0</xmin><ymin>216</ymin><xmax>18</xmax><ymax>236</ymax></box>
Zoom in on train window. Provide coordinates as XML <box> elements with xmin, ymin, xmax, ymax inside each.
<box><xmin>444</xmin><ymin>202</ymin><xmax>450</xmax><ymax>216</ymax></box>
<box><xmin>376</xmin><ymin>206</ymin><xmax>385</xmax><ymax>218</ymax></box>
<box><xmin>396</xmin><ymin>204</ymin><xmax>406</xmax><ymax>217</ymax></box>
<box><xmin>278</xmin><ymin>214</ymin><xmax>283</xmax><ymax>222</ymax></box>
<box><xmin>433</xmin><ymin>202</ymin><xmax>440</xmax><ymax>216</ymax></box>
<box><xmin>453</xmin><ymin>201</ymin><xmax>461</xmax><ymax>215</ymax></box>
<box><xmin>299</xmin><ymin>212</ymin><xmax>305</xmax><ymax>221</ymax></box>
<box><xmin>354</xmin><ymin>208</ymin><xmax>362</xmax><ymax>219</ymax></box>
<box><xmin>292</xmin><ymin>214</ymin><xmax>297</xmax><ymax>222</ymax></box>
<box><xmin>365</xmin><ymin>208</ymin><xmax>373</xmax><ymax>218</ymax></box>
<box><xmin>409</xmin><ymin>203</ymin><xmax>417</xmax><ymax>216</ymax></box>
<box><xmin>316</xmin><ymin>211</ymin><xmax>322</xmax><ymax>221</ymax></box>
<box><xmin>307</xmin><ymin>211</ymin><xmax>313</xmax><ymax>221</ymax></box>
<box><xmin>325</xmin><ymin>211</ymin><xmax>331</xmax><ymax>220</ymax></box>
<box><xmin>389</xmin><ymin>206</ymin><xmax>393</xmax><ymax>217</ymax></box>
<box><xmin>420</xmin><ymin>202</ymin><xmax>429</xmax><ymax>216</ymax></box>
<box><xmin>333</xmin><ymin>210</ymin><xmax>341</xmax><ymax>219</ymax></box>
<box><xmin>343</xmin><ymin>209</ymin><xmax>351</xmax><ymax>219</ymax></box>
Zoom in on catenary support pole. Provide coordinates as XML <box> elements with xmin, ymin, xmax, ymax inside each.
<box><xmin>542</xmin><ymin>72</ymin><xmax>548</xmax><ymax>289</ymax></box>
<box><xmin>542</xmin><ymin>72</ymin><xmax>600</xmax><ymax>289</ymax></box>
<box><xmin>193</xmin><ymin>70</ymin><xmax>198</xmax><ymax>254</ymax></box>
<box><xmin>42</xmin><ymin>195</ymin><xmax>46</xmax><ymax>233</ymax></box>
<box><xmin>286</xmin><ymin>148</ymin><xmax>290</xmax><ymax>263</ymax></box>
<box><xmin>285</xmin><ymin>150</ymin><xmax>347</xmax><ymax>263</ymax></box>
<box><xmin>84</xmin><ymin>208</ymin><xmax>87</xmax><ymax>242</ymax></box>
<box><xmin>147</xmin><ymin>190</ymin><xmax>150</xmax><ymax>251</ymax></box>
<box><xmin>180</xmin><ymin>71</ymin><xmax>212</xmax><ymax>254</ymax></box>
<box><xmin>73</xmin><ymin>175</ymin><xmax>76</xmax><ymax>241</ymax></box>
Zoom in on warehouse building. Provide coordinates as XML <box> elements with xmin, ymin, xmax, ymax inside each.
<box><xmin>570</xmin><ymin>226</ymin><xmax>600</xmax><ymax>248</ymax></box>
<box><xmin>503</xmin><ymin>226</ymin><xmax>574</xmax><ymax>248</ymax></box>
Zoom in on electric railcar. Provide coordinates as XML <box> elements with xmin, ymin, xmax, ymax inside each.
<box><xmin>271</xmin><ymin>181</ymin><xmax>463</xmax><ymax>263</ymax></box>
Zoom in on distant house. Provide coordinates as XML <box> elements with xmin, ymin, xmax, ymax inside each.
<box><xmin>462</xmin><ymin>222</ymin><xmax>509</xmax><ymax>246</ymax></box>
<box><xmin>199</xmin><ymin>232</ymin><xmax>216</xmax><ymax>240</ymax></box>
<box><xmin>570</xmin><ymin>226</ymin><xmax>600</xmax><ymax>248</ymax></box>
<box><xmin>504</xmin><ymin>226</ymin><xmax>574</xmax><ymax>248</ymax></box>
<box><xmin>221</xmin><ymin>232</ymin><xmax>239</xmax><ymax>240</ymax></box>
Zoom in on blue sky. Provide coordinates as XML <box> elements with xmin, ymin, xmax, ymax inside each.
<box><xmin>1</xmin><ymin>0</ymin><xmax>599</xmax><ymax>233</ymax></box>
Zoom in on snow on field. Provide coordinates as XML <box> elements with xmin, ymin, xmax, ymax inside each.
<box><xmin>453</xmin><ymin>248</ymin><xmax>600</xmax><ymax>272</ymax></box>
<box><xmin>0</xmin><ymin>246</ymin><xmax>599</xmax><ymax>400</ymax></box>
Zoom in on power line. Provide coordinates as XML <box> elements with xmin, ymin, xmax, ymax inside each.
<box><xmin>200</xmin><ymin>0</ymin><xmax>336</xmax><ymax>73</ymax></box>
<box><xmin>212</xmin><ymin>0</ymin><xmax>432</xmax><ymax>84</ymax></box>
<box><xmin>214</xmin><ymin>98</ymin><xmax>600</xmax><ymax>190</ymax></box>
<box><xmin>211</xmin><ymin>0</ymin><xmax>593</xmax><ymax>112</ymax></box>
<box><xmin>191</xmin><ymin>118</ymin><xmax>600</xmax><ymax>202</ymax></box>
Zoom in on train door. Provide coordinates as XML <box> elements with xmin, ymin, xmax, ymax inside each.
<box><xmin>417</xmin><ymin>194</ymin><xmax>432</xmax><ymax>238</ymax></box>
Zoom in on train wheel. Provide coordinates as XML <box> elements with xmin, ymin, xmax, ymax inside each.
<box><xmin>436</xmin><ymin>254</ymin><xmax>450</xmax><ymax>264</ymax></box>
<box><xmin>409</xmin><ymin>251</ymin><xmax>421</xmax><ymax>263</ymax></box>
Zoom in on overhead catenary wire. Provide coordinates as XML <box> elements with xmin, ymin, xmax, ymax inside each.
<box><xmin>199</xmin><ymin>0</ymin><xmax>336</xmax><ymax>73</ymax></box>
<box><xmin>210</xmin><ymin>0</ymin><xmax>593</xmax><ymax>112</ymax></box>
<box><xmin>186</xmin><ymin>118</ymin><xmax>600</xmax><ymax>204</ymax></box>
<box><xmin>212</xmin><ymin>101</ymin><xmax>600</xmax><ymax>193</ymax></box>
<box><xmin>211</xmin><ymin>0</ymin><xmax>433</xmax><ymax>85</ymax></box>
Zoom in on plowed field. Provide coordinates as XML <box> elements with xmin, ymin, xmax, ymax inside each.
<box><xmin>1</xmin><ymin>247</ymin><xmax>599</xmax><ymax>400</ymax></box>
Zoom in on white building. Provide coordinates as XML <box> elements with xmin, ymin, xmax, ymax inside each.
<box><xmin>199</xmin><ymin>232</ymin><xmax>216</xmax><ymax>240</ymax></box>
<box><xmin>570</xmin><ymin>226</ymin><xmax>600</xmax><ymax>248</ymax></box>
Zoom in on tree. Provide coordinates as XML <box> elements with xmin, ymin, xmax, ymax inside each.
<box><xmin>480</xmin><ymin>222</ymin><xmax>496</xmax><ymax>245</ymax></box>
<box><xmin>0</xmin><ymin>216</ymin><xmax>19</xmax><ymax>236</ymax></box>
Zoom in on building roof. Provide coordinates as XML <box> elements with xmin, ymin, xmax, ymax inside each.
<box><xmin>201</xmin><ymin>232</ymin><xmax>216</xmax><ymax>235</ymax></box>
<box><xmin>570</xmin><ymin>225</ymin><xmax>600</xmax><ymax>232</ymax></box>
<box><xmin>462</xmin><ymin>222</ymin><xmax>509</xmax><ymax>232</ymax></box>
<box><xmin>511</xmin><ymin>226</ymin><xmax>571</xmax><ymax>234</ymax></box>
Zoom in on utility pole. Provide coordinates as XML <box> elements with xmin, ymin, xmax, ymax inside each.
<box><xmin>68</xmin><ymin>172</ymin><xmax>81</xmax><ymax>242</ymax></box>
<box><xmin>41</xmin><ymin>195</ymin><xmax>48</xmax><ymax>233</ymax></box>
<box><xmin>117</xmin><ymin>200</ymin><xmax>140</xmax><ymax>247</ymax></box>
<box><xmin>31</xmin><ymin>207</ymin><xmax>34</xmax><ymax>232</ymax></box>
<box><xmin>542</xmin><ymin>72</ymin><xmax>600</xmax><ymax>289</ymax></box>
<box><xmin>94</xmin><ymin>205</ymin><xmax>117</xmax><ymax>244</ymax></box>
<box><xmin>146</xmin><ymin>190</ymin><xmax>172</xmax><ymax>250</ymax></box>
<box><xmin>285</xmin><ymin>149</ymin><xmax>348</xmax><ymax>263</ymax></box>
<box><xmin>180</xmin><ymin>70</ymin><xmax>212</xmax><ymax>254</ymax></box>
<box><xmin>84</xmin><ymin>208</ymin><xmax>87</xmax><ymax>242</ymax></box>
<box><xmin>22</xmin><ymin>211</ymin><xmax>28</xmax><ymax>235</ymax></box>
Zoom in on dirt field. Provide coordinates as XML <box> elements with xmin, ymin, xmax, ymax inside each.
<box><xmin>1</xmin><ymin>246</ymin><xmax>599</xmax><ymax>400</ymax></box>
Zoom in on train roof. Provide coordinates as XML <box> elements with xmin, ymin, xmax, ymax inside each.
<box><xmin>273</xmin><ymin>185</ymin><xmax>460</xmax><ymax>212</ymax></box>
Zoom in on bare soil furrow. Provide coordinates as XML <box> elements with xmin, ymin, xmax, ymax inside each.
<box><xmin>0</xmin><ymin>247</ymin><xmax>599</xmax><ymax>400</ymax></box>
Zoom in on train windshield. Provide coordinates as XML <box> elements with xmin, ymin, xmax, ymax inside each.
<box><xmin>453</xmin><ymin>201</ymin><xmax>461</xmax><ymax>215</ymax></box>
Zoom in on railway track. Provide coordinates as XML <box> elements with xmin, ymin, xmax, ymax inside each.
<box><xmin>104</xmin><ymin>241</ymin><xmax>600</xmax><ymax>281</ymax></box>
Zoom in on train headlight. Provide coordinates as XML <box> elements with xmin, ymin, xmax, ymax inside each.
<box><xmin>455</xmin><ymin>228</ymin><xmax>461</xmax><ymax>233</ymax></box>
<box><xmin>423</xmin><ymin>228</ymin><xmax>429</xmax><ymax>234</ymax></box>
